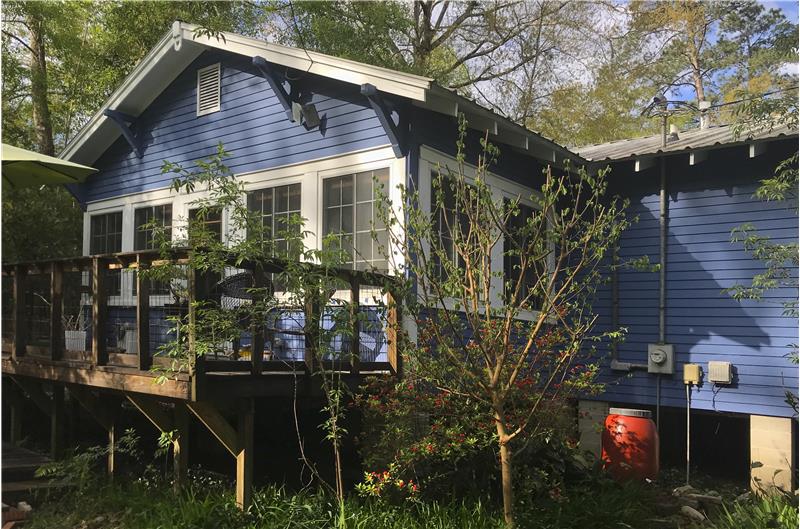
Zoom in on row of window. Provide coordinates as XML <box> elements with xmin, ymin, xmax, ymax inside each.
<box><xmin>90</xmin><ymin>168</ymin><xmax>540</xmax><ymax>307</ymax></box>
<box><xmin>90</xmin><ymin>171</ymin><xmax>391</xmax><ymax>289</ymax></box>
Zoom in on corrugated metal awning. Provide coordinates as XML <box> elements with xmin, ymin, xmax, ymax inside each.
<box><xmin>575</xmin><ymin>123</ymin><xmax>796</xmax><ymax>162</ymax></box>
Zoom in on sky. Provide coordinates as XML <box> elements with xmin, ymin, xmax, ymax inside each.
<box><xmin>764</xmin><ymin>0</ymin><xmax>799</xmax><ymax>23</ymax></box>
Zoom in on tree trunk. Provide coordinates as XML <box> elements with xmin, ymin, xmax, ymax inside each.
<box><xmin>495</xmin><ymin>410</ymin><xmax>515</xmax><ymax>528</ymax></box>
<box><xmin>27</xmin><ymin>10</ymin><xmax>55</xmax><ymax>156</ymax></box>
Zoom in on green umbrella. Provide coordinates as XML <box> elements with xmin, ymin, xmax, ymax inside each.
<box><xmin>1</xmin><ymin>143</ymin><xmax>97</xmax><ymax>188</ymax></box>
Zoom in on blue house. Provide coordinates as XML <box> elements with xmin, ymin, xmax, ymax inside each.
<box><xmin>8</xmin><ymin>22</ymin><xmax>797</xmax><ymax>495</ymax></box>
<box><xmin>575</xmin><ymin>124</ymin><xmax>797</xmax><ymax>490</ymax></box>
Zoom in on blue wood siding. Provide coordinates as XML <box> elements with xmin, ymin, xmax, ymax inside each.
<box><xmin>80</xmin><ymin>50</ymin><xmax>390</xmax><ymax>203</ymax></box>
<box><xmin>411</xmin><ymin>107</ymin><xmax>548</xmax><ymax>188</ymax></box>
<box><xmin>595</xmin><ymin>142</ymin><xmax>798</xmax><ymax>418</ymax></box>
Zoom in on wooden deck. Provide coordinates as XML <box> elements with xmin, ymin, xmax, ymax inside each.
<box><xmin>2</xmin><ymin>250</ymin><xmax>403</xmax><ymax>509</ymax></box>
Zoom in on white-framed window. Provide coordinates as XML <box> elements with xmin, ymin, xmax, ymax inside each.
<box><xmin>419</xmin><ymin>146</ymin><xmax>545</xmax><ymax>316</ymax></box>
<box><xmin>196</xmin><ymin>63</ymin><xmax>221</xmax><ymax>116</ymax></box>
<box><xmin>322</xmin><ymin>168</ymin><xmax>390</xmax><ymax>271</ymax></box>
<box><xmin>247</xmin><ymin>183</ymin><xmax>302</xmax><ymax>255</ymax></box>
<box><xmin>133</xmin><ymin>204</ymin><xmax>173</xmax><ymax>297</ymax></box>
<box><xmin>134</xmin><ymin>204</ymin><xmax>172</xmax><ymax>251</ymax></box>
<box><xmin>89</xmin><ymin>211</ymin><xmax>123</xmax><ymax>296</ymax></box>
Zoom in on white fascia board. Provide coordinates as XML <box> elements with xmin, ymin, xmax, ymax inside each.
<box><xmin>61</xmin><ymin>30</ymin><xmax>203</xmax><ymax>164</ymax></box>
<box><xmin>61</xmin><ymin>21</ymin><xmax>431</xmax><ymax>165</ymax></box>
<box><xmin>179</xmin><ymin>23</ymin><xmax>431</xmax><ymax>102</ymax></box>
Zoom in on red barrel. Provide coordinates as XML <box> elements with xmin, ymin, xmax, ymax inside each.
<box><xmin>601</xmin><ymin>407</ymin><xmax>659</xmax><ymax>481</ymax></box>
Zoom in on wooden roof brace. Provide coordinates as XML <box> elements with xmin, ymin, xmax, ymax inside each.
<box><xmin>102</xmin><ymin>109</ymin><xmax>143</xmax><ymax>158</ymax></box>
<box><xmin>361</xmin><ymin>83</ymin><xmax>404</xmax><ymax>158</ymax></box>
<box><xmin>252</xmin><ymin>56</ymin><xmax>295</xmax><ymax>122</ymax></box>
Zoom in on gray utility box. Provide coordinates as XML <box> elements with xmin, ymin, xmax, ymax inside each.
<box><xmin>648</xmin><ymin>343</ymin><xmax>675</xmax><ymax>374</ymax></box>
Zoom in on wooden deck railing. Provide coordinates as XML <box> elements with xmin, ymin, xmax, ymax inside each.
<box><xmin>1</xmin><ymin>249</ymin><xmax>403</xmax><ymax>390</ymax></box>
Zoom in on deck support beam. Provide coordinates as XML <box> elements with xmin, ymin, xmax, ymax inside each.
<box><xmin>9</xmin><ymin>377</ymin><xmax>66</xmax><ymax>459</ymax></box>
<box><xmin>66</xmin><ymin>385</ymin><xmax>118</xmax><ymax>477</ymax></box>
<box><xmin>186</xmin><ymin>399</ymin><xmax>253</xmax><ymax>509</ymax></box>
<box><xmin>126</xmin><ymin>393</ymin><xmax>190</xmax><ymax>490</ymax></box>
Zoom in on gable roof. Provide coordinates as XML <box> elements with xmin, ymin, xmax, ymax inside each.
<box><xmin>62</xmin><ymin>21</ymin><xmax>576</xmax><ymax>167</ymax></box>
<box><xmin>576</xmin><ymin>122</ymin><xmax>797</xmax><ymax>162</ymax></box>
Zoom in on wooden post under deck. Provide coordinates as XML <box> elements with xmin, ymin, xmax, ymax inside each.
<box><xmin>107</xmin><ymin>417</ymin><xmax>117</xmax><ymax>479</ymax></box>
<box><xmin>174</xmin><ymin>403</ymin><xmax>190</xmax><ymax>490</ymax></box>
<box><xmin>50</xmin><ymin>384</ymin><xmax>65</xmax><ymax>459</ymax></box>
<box><xmin>8</xmin><ymin>387</ymin><xmax>23</xmax><ymax>445</ymax></box>
<box><xmin>236</xmin><ymin>398</ymin><xmax>254</xmax><ymax>510</ymax></box>
<box><xmin>67</xmin><ymin>385</ymin><xmax>118</xmax><ymax>477</ymax></box>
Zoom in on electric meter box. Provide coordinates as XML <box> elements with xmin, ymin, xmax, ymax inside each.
<box><xmin>647</xmin><ymin>343</ymin><xmax>675</xmax><ymax>374</ymax></box>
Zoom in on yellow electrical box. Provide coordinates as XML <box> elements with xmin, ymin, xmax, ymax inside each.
<box><xmin>683</xmin><ymin>363</ymin><xmax>701</xmax><ymax>384</ymax></box>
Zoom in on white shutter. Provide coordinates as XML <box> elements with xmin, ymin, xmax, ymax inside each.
<box><xmin>196</xmin><ymin>63</ymin><xmax>221</xmax><ymax>116</ymax></box>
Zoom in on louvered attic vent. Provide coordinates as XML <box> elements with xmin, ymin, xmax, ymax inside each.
<box><xmin>196</xmin><ymin>63</ymin><xmax>221</xmax><ymax>116</ymax></box>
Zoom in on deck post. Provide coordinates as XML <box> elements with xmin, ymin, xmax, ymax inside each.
<box><xmin>303</xmin><ymin>298</ymin><xmax>320</xmax><ymax>373</ymax></box>
<box><xmin>250</xmin><ymin>267</ymin><xmax>266</xmax><ymax>376</ymax></box>
<box><xmin>350</xmin><ymin>276</ymin><xmax>360</xmax><ymax>375</ymax></box>
<box><xmin>12</xmin><ymin>265</ymin><xmax>27</xmax><ymax>360</ymax></box>
<box><xmin>236</xmin><ymin>398</ymin><xmax>254</xmax><ymax>510</ymax></box>
<box><xmin>386</xmin><ymin>289</ymin><xmax>402</xmax><ymax>377</ymax></box>
<box><xmin>49</xmin><ymin>262</ymin><xmax>64</xmax><ymax>361</ymax></box>
<box><xmin>188</xmin><ymin>267</ymin><xmax>207</xmax><ymax>400</ymax></box>
<box><xmin>8</xmin><ymin>387</ymin><xmax>23</xmax><ymax>445</ymax></box>
<box><xmin>92</xmin><ymin>258</ymin><xmax>108</xmax><ymax>366</ymax></box>
<box><xmin>136</xmin><ymin>256</ymin><xmax>151</xmax><ymax>371</ymax></box>
<box><xmin>173</xmin><ymin>403</ymin><xmax>190</xmax><ymax>490</ymax></box>
<box><xmin>107</xmin><ymin>418</ymin><xmax>116</xmax><ymax>479</ymax></box>
<box><xmin>50</xmin><ymin>384</ymin><xmax>65</xmax><ymax>459</ymax></box>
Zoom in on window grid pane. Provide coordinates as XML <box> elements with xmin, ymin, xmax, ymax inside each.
<box><xmin>323</xmin><ymin>171</ymin><xmax>388</xmax><ymax>271</ymax></box>
<box><xmin>247</xmin><ymin>183</ymin><xmax>301</xmax><ymax>258</ymax></box>
<box><xmin>89</xmin><ymin>212</ymin><xmax>123</xmax><ymax>295</ymax></box>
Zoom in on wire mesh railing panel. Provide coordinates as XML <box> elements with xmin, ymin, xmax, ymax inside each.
<box><xmin>62</xmin><ymin>269</ymin><xmax>91</xmax><ymax>353</ymax></box>
<box><xmin>103</xmin><ymin>268</ymin><xmax>136</xmax><ymax>354</ymax></box>
<box><xmin>358</xmin><ymin>285</ymin><xmax>389</xmax><ymax>363</ymax></box>
<box><xmin>147</xmin><ymin>265</ymin><xmax>188</xmax><ymax>358</ymax></box>
<box><xmin>25</xmin><ymin>273</ymin><xmax>50</xmax><ymax>348</ymax></box>
<box><xmin>2</xmin><ymin>275</ymin><xmax>13</xmax><ymax>343</ymax></box>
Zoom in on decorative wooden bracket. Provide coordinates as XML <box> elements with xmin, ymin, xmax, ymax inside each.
<box><xmin>103</xmin><ymin>109</ymin><xmax>144</xmax><ymax>158</ymax></box>
<box><xmin>361</xmin><ymin>83</ymin><xmax>404</xmax><ymax>158</ymax></box>
<box><xmin>252</xmin><ymin>56</ymin><xmax>295</xmax><ymax>122</ymax></box>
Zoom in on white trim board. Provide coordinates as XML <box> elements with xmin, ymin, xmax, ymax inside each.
<box><xmin>60</xmin><ymin>21</ymin><xmax>578</xmax><ymax>168</ymax></box>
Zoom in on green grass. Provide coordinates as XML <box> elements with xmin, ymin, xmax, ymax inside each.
<box><xmin>27</xmin><ymin>482</ymin><xmax>505</xmax><ymax>529</ymax></box>
<box><xmin>25</xmin><ymin>480</ymin><xmax>661</xmax><ymax>529</ymax></box>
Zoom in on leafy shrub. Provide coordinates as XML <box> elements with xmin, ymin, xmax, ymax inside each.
<box><xmin>707</xmin><ymin>490</ymin><xmax>799</xmax><ymax>529</ymax></box>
